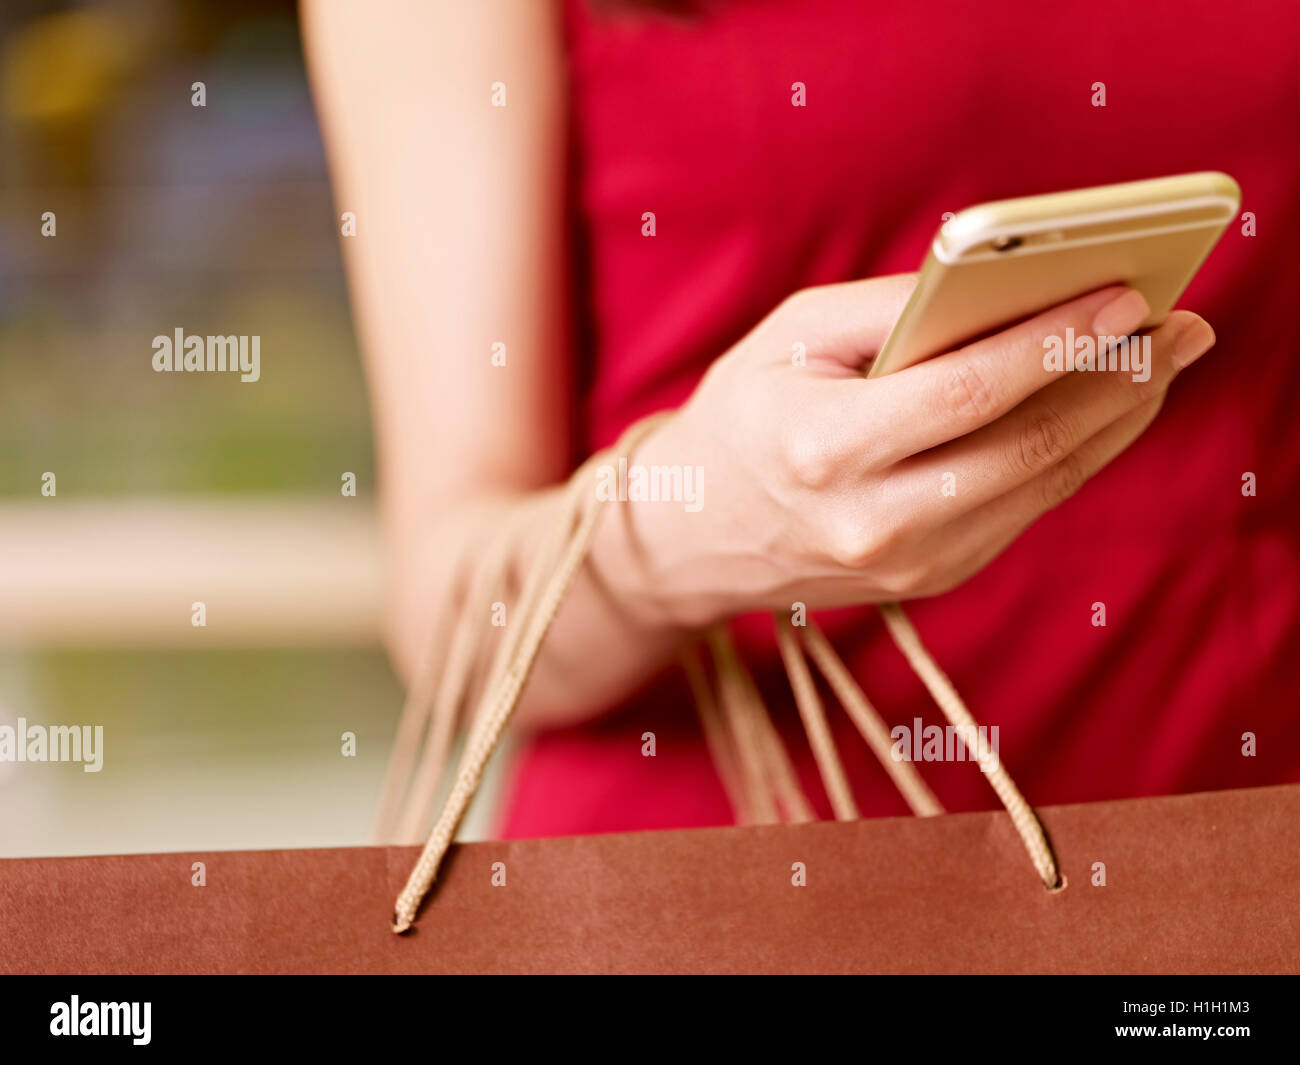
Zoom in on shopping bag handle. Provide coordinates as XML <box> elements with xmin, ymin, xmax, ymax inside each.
<box><xmin>386</xmin><ymin>413</ymin><xmax>1058</xmax><ymax>934</ymax></box>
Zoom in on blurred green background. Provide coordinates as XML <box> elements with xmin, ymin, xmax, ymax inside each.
<box><xmin>0</xmin><ymin>0</ymin><xmax>443</xmax><ymax>857</ymax></box>
<box><xmin>0</xmin><ymin>0</ymin><xmax>372</xmax><ymax>494</ymax></box>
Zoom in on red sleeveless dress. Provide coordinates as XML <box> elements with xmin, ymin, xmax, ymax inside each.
<box><xmin>499</xmin><ymin>0</ymin><xmax>1300</xmax><ymax>837</ymax></box>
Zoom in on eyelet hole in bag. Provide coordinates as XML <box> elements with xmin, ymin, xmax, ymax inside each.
<box><xmin>1046</xmin><ymin>873</ymin><xmax>1068</xmax><ymax>895</ymax></box>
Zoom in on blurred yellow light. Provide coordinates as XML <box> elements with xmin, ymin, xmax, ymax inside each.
<box><xmin>2</xmin><ymin>11</ymin><xmax>138</xmax><ymax>122</ymax></box>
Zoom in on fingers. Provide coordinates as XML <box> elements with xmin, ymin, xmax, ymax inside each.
<box><xmin>862</xmin><ymin>286</ymin><xmax>1152</xmax><ymax>464</ymax></box>
<box><xmin>766</xmin><ymin>274</ymin><xmax>919</xmax><ymax>372</ymax></box>
<box><xmin>793</xmin><ymin>390</ymin><xmax>1168</xmax><ymax>604</ymax></box>
<box><xmin>897</xmin><ymin>310</ymin><xmax>1214</xmax><ymax>521</ymax></box>
<box><xmin>923</xmin><ymin>393</ymin><xmax>1167</xmax><ymax>593</ymax></box>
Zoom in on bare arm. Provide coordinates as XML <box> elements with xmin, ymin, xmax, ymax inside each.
<box><xmin>301</xmin><ymin>1</ymin><xmax>1214</xmax><ymax>733</ymax></box>
<box><xmin>300</xmin><ymin>0</ymin><xmax>686</xmax><ymax>729</ymax></box>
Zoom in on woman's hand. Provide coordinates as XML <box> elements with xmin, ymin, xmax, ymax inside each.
<box><xmin>592</xmin><ymin>276</ymin><xmax>1216</xmax><ymax>629</ymax></box>
<box><xmin>303</xmin><ymin>0</ymin><xmax>1215</xmax><ymax>728</ymax></box>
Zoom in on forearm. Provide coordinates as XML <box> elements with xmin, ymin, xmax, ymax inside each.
<box><xmin>383</xmin><ymin>479</ymin><xmax>693</xmax><ymax>733</ymax></box>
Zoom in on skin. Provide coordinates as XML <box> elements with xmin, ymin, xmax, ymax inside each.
<box><xmin>301</xmin><ymin>1</ymin><xmax>1216</xmax><ymax>731</ymax></box>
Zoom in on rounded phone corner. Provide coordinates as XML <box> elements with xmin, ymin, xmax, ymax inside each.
<box><xmin>1203</xmin><ymin>170</ymin><xmax>1242</xmax><ymax>213</ymax></box>
<box><xmin>934</xmin><ymin>205</ymin><xmax>997</xmax><ymax>263</ymax></box>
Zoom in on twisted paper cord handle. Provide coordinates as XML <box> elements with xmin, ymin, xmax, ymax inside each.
<box><xmin>389</xmin><ymin>415</ymin><xmax>670</xmax><ymax>932</ymax></box>
<box><xmin>386</xmin><ymin>413</ymin><xmax>1059</xmax><ymax>933</ymax></box>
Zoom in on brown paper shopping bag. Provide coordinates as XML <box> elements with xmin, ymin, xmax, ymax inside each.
<box><xmin>3</xmin><ymin>782</ymin><xmax>1297</xmax><ymax>974</ymax></box>
<box><xmin>7</xmin><ymin>416</ymin><xmax>1291</xmax><ymax>975</ymax></box>
<box><xmin>329</xmin><ymin>412</ymin><xmax>1295</xmax><ymax>967</ymax></box>
<box><xmin>380</xmin><ymin>414</ymin><xmax>1063</xmax><ymax>933</ymax></box>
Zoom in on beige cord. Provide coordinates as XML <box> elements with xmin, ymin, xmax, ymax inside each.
<box><xmin>681</xmin><ymin>645</ymin><xmax>754</xmax><ymax>824</ymax></box>
<box><xmin>774</xmin><ymin>615</ymin><xmax>859</xmax><ymax>821</ymax></box>
<box><xmin>717</xmin><ymin>612</ymin><xmax>1058</xmax><ymax>888</ymax></box>
<box><xmin>878</xmin><ymin>602</ymin><xmax>1059</xmax><ymax>888</ymax></box>
<box><xmin>371</xmin><ymin>601</ymin><xmax>456</xmax><ymax>844</ymax></box>
<box><xmin>800</xmin><ymin>619</ymin><xmax>944</xmax><ymax>818</ymax></box>
<box><xmin>390</xmin><ymin>415</ymin><xmax>671</xmax><ymax>932</ymax></box>
<box><xmin>705</xmin><ymin>629</ymin><xmax>781</xmax><ymax>824</ymax></box>
<box><xmin>388</xmin><ymin>412</ymin><xmax>1059</xmax><ymax>932</ymax></box>
<box><xmin>721</xmin><ymin>630</ymin><xmax>815</xmax><ymax>823</ymax></box>
<box><xmin>392</xmin><ymin>531</ymin><xmax>510</xmax><ymax>843</ymax></box>
<box><xmin>374</xmin><ymin>498</ymin><xmax>545</xmax><ymax>844</ymax></box>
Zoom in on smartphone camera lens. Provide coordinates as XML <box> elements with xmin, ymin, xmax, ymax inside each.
<box><xmin>992</xmin><ymin>235</ymin><xmax>1023</xmax><ymax>253</ymax></box>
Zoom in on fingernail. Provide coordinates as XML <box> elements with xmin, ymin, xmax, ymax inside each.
<box><xmin>1171</xmin><ymin>318</ymin><xmax>1216</xmax><ymax>369</ymax></box>
<box><xmin>1091</xmin><ymin>288</ymin><xmax>1150</xmax><ymax>338</ymax></box>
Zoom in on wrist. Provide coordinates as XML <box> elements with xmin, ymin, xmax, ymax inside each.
<box><xmin>584</xmin><ymin>415</ymin><xmax>724</xmax><ymax>633</ymax></box>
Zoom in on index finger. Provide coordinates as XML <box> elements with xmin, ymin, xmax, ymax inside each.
<box><xmin>861</xmin><ymin>285</ymin><xmax>1151</xmax><ymax>465</ymax></box>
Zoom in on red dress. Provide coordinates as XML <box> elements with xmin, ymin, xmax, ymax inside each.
<box><xmin>499</xmin><ymin>0</ymin><xmax>1300</xmax><ymax>836</ymax></box>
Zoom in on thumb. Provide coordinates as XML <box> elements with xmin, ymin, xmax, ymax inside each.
<box><xmin>766</xmin><ymin>273</ymin><xmax>918</xmax><ymax>373</ymax></box>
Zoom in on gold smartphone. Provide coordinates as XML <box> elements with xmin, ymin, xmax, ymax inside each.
<box><xmin>869</xmin><ymin>171</ymin><xmax>1241</xmax><ymax>377</ymax></box>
